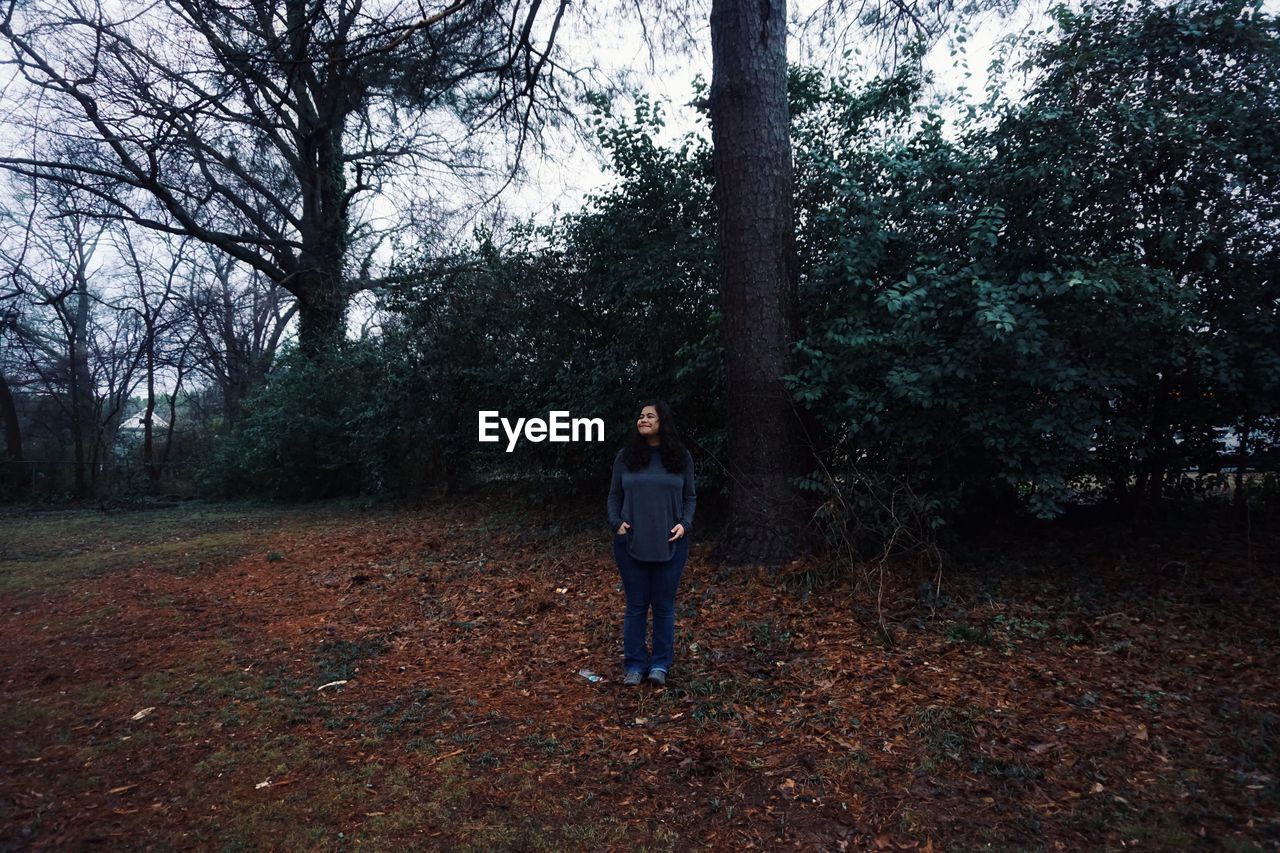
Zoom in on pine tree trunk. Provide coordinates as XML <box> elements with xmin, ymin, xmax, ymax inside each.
<box><xmin>294</xmin><ymin>75</ymin><xmax>350</xmax><ymax>357</ymax></box>
<box><xmin>0</xmin><ymin>369</ymin><xmax>24</xmax><ymax>497</ymax></box>
<box><xmin>708</xmin><ymin>0</ymin><xmax>813</xmax><ymax>566</ymax></box>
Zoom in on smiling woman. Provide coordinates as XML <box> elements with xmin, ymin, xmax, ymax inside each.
<box><xmin>606</xmin><ymin>399</ymin><xmax>696</xmax><ymax>687</ymax></box>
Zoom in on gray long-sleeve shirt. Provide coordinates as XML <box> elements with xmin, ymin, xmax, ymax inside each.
<box><xmin>607</xmin><ymin>446</ymin><xmax>696</xmax><ymax>562</ymax></box>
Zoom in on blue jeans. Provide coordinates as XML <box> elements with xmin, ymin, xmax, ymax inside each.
<box><xmin>613</xmin><ymin>535</ymin><xmax>689</xmax><ymax>674</ymax></box>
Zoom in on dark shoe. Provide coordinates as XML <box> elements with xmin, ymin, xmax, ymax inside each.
<box><xmin>623</xmin><ymin>670</ymin><xmax>643</xmax><ymax>686</ymax></box>
<box><xmin>646</xmin><ymin>668</ymin><xmax>667</xmax><ymax>686</ymax></box>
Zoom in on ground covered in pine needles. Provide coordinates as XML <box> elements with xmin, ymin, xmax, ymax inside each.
<box><xmin>1</xmin><ymin>496</ymin><xmax>1276</xmax><ymax>850</ymax></box>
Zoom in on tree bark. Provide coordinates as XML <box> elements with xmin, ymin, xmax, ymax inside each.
<box><xmin>708</xmin><ymin>0</ymin><xmax>813</xmax><ymax>566</ymax></box>
<box><xmin>0</xmin><ymin>370</ymin><xmax>25</xmax><ymax>497</ymax></box>
<box><xmin>295</xmin><ymin>271</ymin><xmax>348</xmax><ymax>357</ymax></box>
<box><xmin>1233</xmin><ymin>412</ymin><xmax>1255</xmax><ymax>511</ymax></box>
<box><xmin>143</xmin><ymin>317</ymin><xmax>159</xmax><ymax>482</ymax></box>
<box><xmin>1135</xmin><ymin>370</ymin><xmax>1172</xmax><ymax>512</ymax></box>
<box><xmin>69</xmin><ymin>274</ymin><xmax>94</xmax><ymax>500</ymax></box>
<box><xmin>293</xmin><ymin>81</ymin><xmax>350</xmax><ymax>356</ymax></box>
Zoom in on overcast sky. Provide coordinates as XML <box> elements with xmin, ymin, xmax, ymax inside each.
<box><xmin>7</xmin><ymin>0</ymin><xmax>1277</xmax><ymax>354</ymax></box>
<box><xmin>340</xmin><ymin>0</ymin><xmax>1076</xmax><ymax>329</ymax></box>
<box><xmin>490</xmin><ymin>0</ymin><xmax>1062</xmax><ymax>228</ymax></box>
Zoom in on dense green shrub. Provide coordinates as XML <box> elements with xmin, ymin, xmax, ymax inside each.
<box><xmin>788</xmin><ymin>0</ymin><xmax>1280</xmax><ymax>537</ymax></box>
<box><xmin>191</xmin><ymin>338</ymin><xmax>415</xmax><ymax>500</ymax></box>
<box><xmin>192</xmin><ymin>0</ymin><xmax>1279</xmax><ymax>538</ymax></box>
<box><xmin>374</xmin><ymin>93</ymin><xmax>723</xmax><ymax>500</ymax></box>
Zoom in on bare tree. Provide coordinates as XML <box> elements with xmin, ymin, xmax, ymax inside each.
<box><xmin>0</xmin><ymin>167</ymin><xmax>197</xmax><ymax>499</ymax></box>
<box><xmin>0</xmin><ymin>0</ymin><xmax>585</xmax><ymax>355</ymax></box>
<box><xmin>0</xmin><ymin>356</ymin><xmax>23</xmax><ymax>494</ymax></box>
<box><xmin>182</xmin><ymin>245</ymin><xmax>296</xmax><ymax>425</ymax></box>
<box><xmin>110</xmin><ymin>227</ymin><xmax>186</xmax><ymax>480</ymax></box>
<box><xmin>0</xmin><ymin>177</ymin><xmax>117</xmax><ymax>497</ymax></box>
<box><xmin>0</xmin><ymin>199</ymin><xmax>30</xmax><ymax>490</ymax></box>
<box><xmin>86</xmin><ymin>272</ymin><xmax>150</xmax><ymax>495</ymax></box>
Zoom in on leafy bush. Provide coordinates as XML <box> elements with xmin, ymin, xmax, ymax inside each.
<box><xmin>191</xmin><ymin>0</ymin><xmax>1280</xmax><ymax>539</ymax></box>
<box><xmin>191</xmin><ymin>338</ymin><xmax>416</xmax><ymax>500</ymax></box>
<box><xmin>788</xmin><ymin>0</ymin><xmax>1280</xmax><ymax>537</ymax></box>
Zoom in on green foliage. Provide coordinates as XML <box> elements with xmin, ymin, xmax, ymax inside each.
<box><xmin>191</xmin><ymin>338</ymin><xmax>415</xmax><ymax>500</ymax></box>
<box><xmin>1001</xmin><ymin>0</ymin><xmax>1280</xmax><ymax>500</ymax></box>
<box><xmin>945</xmin><ymin>623</ymin><xmax>995</xmax><ymax>646</ymax></box>
<box><xmin>194</xmin><ymin>0</ymin><xmax>1280</xmax><ymax>538</ymax></box>
<box><xmin>373</xmin><ymin>92</ymin><xmax>723</xmax><ymax>497</ymax></box>
<box><xmin>787</xmin><ymin>0</ymin><xmax>1280</xmax><ymax>537</ymax></box>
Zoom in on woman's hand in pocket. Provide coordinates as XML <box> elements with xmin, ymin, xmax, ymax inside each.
<box><xmin>616</xmin><ymin>521</ymin><xmax>631</xmax><ymax>535</ymax></box>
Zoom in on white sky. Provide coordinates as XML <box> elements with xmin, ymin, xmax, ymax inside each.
<box><xmin>346</xmin><ymin>0</ymin><xmax>1068</xmax><ymax>331</ymax></box>
<box><xmin>490</xmin><ymin>0</ymin><xmax>1058</xmax><ymax>228</ymax></box>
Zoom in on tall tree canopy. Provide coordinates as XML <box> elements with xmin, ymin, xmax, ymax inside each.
<box><xmin>790</xmin><ymin>0</ymin><xmax>1280</xmax><ymax>530</ymax></box>
<box><xmin>0</xmin><ymin>0</ymin><xmax>577</xmax><ymax>354</ymax></box>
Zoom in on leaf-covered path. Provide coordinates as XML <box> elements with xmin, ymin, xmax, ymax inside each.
<box><xmin>1</xmin><ymin>500</ymin><xmax>1276</xmax><ymax>850</ymax></box>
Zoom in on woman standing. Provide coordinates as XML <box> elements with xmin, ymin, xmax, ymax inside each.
<box><xmin>607</xmin><ymin>400</ymin><xmax>696</xmax><ymax>686</ymax></box>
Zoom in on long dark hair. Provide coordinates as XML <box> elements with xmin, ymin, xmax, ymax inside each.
<box><xmin>622</xmin><ymin>399</ymin><xmax>690</xmax><ymax>473</ymax></box>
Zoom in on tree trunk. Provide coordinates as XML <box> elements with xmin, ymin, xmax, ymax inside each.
<box><xmin>69</xmin><ymin>281</ymin><xmax>94</xmax><ymax>500</ymax></box>
<box><xmin>296</xmin><ymin>276</ymin><xmax>347</xmax><ymax>357</ymax></box>
<box><xmin>293</xmin><ymin>59</ymin><xmax>350</xmax><ymax>358</ymax></box>
<box><xmin>143</xmin><ymin>321</ymin><xmax>159</xmax><ymax>482</ymax></box>
<box><xmin>1136</xmin><ymin>370</ymin><xmax>1172</xmax><ymax>512</ymax></box>
<box><xmin>707</xmin><ymin>0</ymin><xmax>813</xmax><ymax>566</ymax></box>
<box><xmin>159</xmin><ymin>353</ymin><xmax>189</xmax><ymax>475</ymax></box>
<box><xmin>1233</xmin><ymin>412</ymin><xmax>1255</xmax><ymax>511</ymax></box>
<box><xmin>0</xmin><ymin>369</ymin><xmax>25</xmax><ymax>497</ymax></box>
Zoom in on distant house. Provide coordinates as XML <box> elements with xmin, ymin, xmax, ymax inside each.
<box><xmin>113</xmin><ymin>411</ymin><xmax>173</xmax><ymax>464</ymax></box>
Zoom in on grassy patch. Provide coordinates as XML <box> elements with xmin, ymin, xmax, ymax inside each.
<box><xmin>312</xmin><ymin>637</ymin><xmax>390</xmax><ymax>684</ymax></box>
<box><xmin>742</xmin><ymin>618</ymin><xmax>794</xmax><ymax>654</ymax></box>
<box><xmin>970</xmin><ymin>755</ymin><xmax>1045</xmax><ymax>782</ymax></box>
<box><xmin>689</xmin><ymin>699</ymin><xmax>741</xmax><ymax>728</ymax></box>
<box><xmin>371</xmin><ymin>689</ymin><xmax>451</xmax><ymax>737</ymax></box>
<box><xmin>0</xmin><ymin>501</ymin><xmax>360</xmax><ymax>597</ymax></box>
<box><xmin>1111</xmin><ymin>811</ymin><xmax>1201</xmax><ymax>849</ymax></box>
<box><xmin>817</xmin><ymin>748</ymin><xmax>880</xmax><ymax>782</ymax></box>
<box><xmin>1222</xmin><ymin>702</ymin><xmax>1278</xmax><ymax>775</ymax></box>
<box><xmin>907</xmin><ymin>703</ymin><xmax>986</xmax><ymax>770</ymax></box>
<box><xmin>0</xmin><ymin>505</ymin><xmax>266</xmax><ymax>596</ymax></box>
<box><xmin>0</xmin><ymin>530</ymin><xmax>250</xmax><ymax>595</ymax></box>
<box><xmin>60</xmin><ymin>603</ymin><xmax>122</xmax><ymax>629</ymax></box>
<box><xmin>521</xmin><ymin>731</ymin><xmax>568</xmax><ymax>757</ymax></box>
<box><xmin>945</xmin><ymin>623</ymin><xmax>995</xmax><ymax>646</ymax></box>
<box><xmin>663</xmin><ymin>668</ymin><xmax>786</xmax><ymax>733</ymax></box>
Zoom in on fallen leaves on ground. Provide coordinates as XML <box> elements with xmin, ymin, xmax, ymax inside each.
<box><xmin>0</xmin><ymin>499</ymin><xmax>1276</xmax><ymax>849</ymax></box>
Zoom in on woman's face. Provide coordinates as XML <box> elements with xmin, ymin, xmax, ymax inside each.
<box><xmin>637</xmin><ymin>405</ymin><xmax>660</xmax><ymax>438</ymax></box>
